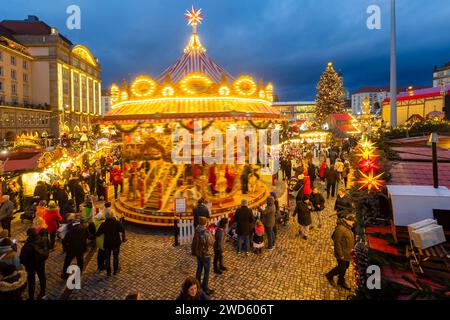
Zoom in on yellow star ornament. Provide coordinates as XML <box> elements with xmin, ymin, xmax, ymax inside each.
<box><xmin>357</xmin><ymin>170</ymin><xmax>384</xmax><ymax>192</ymax></box>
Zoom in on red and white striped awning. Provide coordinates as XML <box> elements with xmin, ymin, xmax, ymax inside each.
<box><xmin>156</xmin><ymin>41</ymin><xmax>234</xmax><ymax>84</ymax></box>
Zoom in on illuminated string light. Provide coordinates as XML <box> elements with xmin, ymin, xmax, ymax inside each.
<box><xmin>219</xmin><ymin>86</ymin><xmax>230</xmax><ymax>96</ymax></box>
<box><xmin>234</xmin><ymin>76</ymin><xmax>257</xmax><ymax>96</ymax></box>
<box><xmin>180</xmin><ymin>73</ymin><xmax>213</xmax><ymax>95</ymax></box>
<box><xmin>131</xmin><ymin>76</ymin><xmax>157</xmax><ymax>98</ymax></box>
<box><xmin>162</xmin><ymin>86</ymin><xmax>175</xmax><ymax>97</ymax></box>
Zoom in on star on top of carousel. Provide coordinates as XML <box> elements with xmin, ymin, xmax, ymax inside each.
<box><xmin>101</xmin><ymin>6</ymin><xmax>279</xmax><ymax>124</ymax></box>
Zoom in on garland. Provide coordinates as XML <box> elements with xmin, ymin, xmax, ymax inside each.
<box><xmin>114</xmin><ymin>123</ymin><xmax>140</xmax><ymax>133</ymax></box>
<box><xmin>248</xmin><ymin>120</ymin><xmax>271</xmax><ymax>130</ymax></box>
<box><xmin>178</xmin><ymin>120</ymin><xmax>214</xmax><ymax>132</ymax></box>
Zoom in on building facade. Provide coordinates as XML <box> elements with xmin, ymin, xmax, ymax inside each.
<box><xmin>351</xmin><ymin>86</ymin><xmax>428</xmax><ymax>115</ymax></box>
<box><xmin>101</xmin><ymin>89</ymin><xmax>111</xmax><ymax>115</ymax></box>
<box><xmin>433</xmin><ymin>62</ymin><xmax>450</xmax><ymax>87</ymax></box>
<box><xmin>272</xmin><ymin>101</ymin><xmax>316</xmax><ymax>123</ymax></box>
<box><xmin>0</xmin><ymin>25</ymin><xmax>53</xmax><ymax>142</ymax></box>
<box><xmin>382</xmin><ymin>85</ymin><xmax>450</xmax><ymax>126</ymax></box>
<box><xmin>0</xmin><ymin>16</ymin><xmax>101</xmax><ymax>139</ymax></box>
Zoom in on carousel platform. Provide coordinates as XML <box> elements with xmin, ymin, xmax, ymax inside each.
<box><xmin>113</xmin><ymin>181</ymin><xmax>271</xmax><ymax>227</ymax></box>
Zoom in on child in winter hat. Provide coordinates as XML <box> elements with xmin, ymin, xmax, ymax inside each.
<box><xmin>252</xmin><ymin>220</ymin><xmax>265</xmax><ymax>254</ymax></box>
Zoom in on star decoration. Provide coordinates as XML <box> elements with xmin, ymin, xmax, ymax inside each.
<box><xmin>185</xmin><ymin>6</ymin><xmax>204</xmax><ymax>27</ymax></box>
<box><xmin>358</xmin><ymin>157</ymin><xmax>381</xmax><ymax>173</ymax></box>
<box><xmin>358</xmin><ymin>138</ymin><xmax>376</xmax><ymax>151</ymax></box>
<box><xmin>357</xmin><ymin>170</ymin><xmax>384</xmax><ymax>192</ymax></box>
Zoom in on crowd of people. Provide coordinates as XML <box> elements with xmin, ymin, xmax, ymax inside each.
<box><xmin>0</xmin><ymin>147</ymin><xmax>130</xmax><ymax>300</ymax></box>
<box><xmin>181</xmin><ymin>140</ymin><xmax>357</xmax><ymax>299</ymax></box>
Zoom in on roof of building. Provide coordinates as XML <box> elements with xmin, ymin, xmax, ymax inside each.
<box><xmin>384</xmin><ymin>84</ymin><xmax>450</xmax><ymax>103</ymax></box>
<box><xmin>353</xmin><ymin>86</ymin><xmax>429</xmax><ymax>95</ymax></box>
<box><xmin>330</xmin><ymin>113</ymin><xmax>353</xmax><ymax>121</ymax></box>
<box><xmin>1</xmin><ymin>151</ymin><xmax>42</xmax><ymax>173</ymax></box>
<box><xmin>0</xmin><ymin>17</ymin><xmax>72</xmax><ymax>45</ymax></box>
<box><xmin>389</xmin><ymin>162</ymin><xmax>450</xmax><ymax>189</ymax></box>
<box><xmin>0</xmin><ymin>25</ymin><xmax>17</xmax><ymax>41</ymax></box>
<box><xmin>434</xmin><ymin>62</ymin><xmax>450</xmax><ymax>71</ymax></box>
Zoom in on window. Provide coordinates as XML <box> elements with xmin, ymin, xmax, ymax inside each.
<box><xmin>0</xmin><ymin>51</ymin><xmax>3</xmax><ymax>61</ymax></box>
<box><xmin>11</xmin><ymin>56</ymin><xmax>16</xmax><ymax>65</ymax></box>
<box><xmin>0</xmin><ymin>66</ymin><xmax>3</xmax><ymax>76</ymax></box>
<box><xmin>0</xmin><ymin>81</ymin><xmax>2</xmax><ymax>91</ymax></box>
<box><xmin>23</xmin><ymin>60</ymin><xmax>27</xmax><ymax>69</ymax></box>
<box><xmin>11</xmin><ymin>70</ymin><xmax>16</xmax><ymax>79</ymax></box>
<box><xmin>23</xmin><ymin>73</ymin><xmax>28</xmax><ymax>82</ymax></box>
<box><xmin>12</xmin><ymin>83</ymin><xmax>17</xmax><ymax>95</ymax></box>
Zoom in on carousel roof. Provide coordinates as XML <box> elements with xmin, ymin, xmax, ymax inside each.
<box><xmin>102</xmin><ymin>7</ymin><xmax>278</xmax><ymax>123</ymax></box>
<box><xmin>155</xmin><ymin>34</ymin><xmax>234</xmax><ymax>84</ymax></box>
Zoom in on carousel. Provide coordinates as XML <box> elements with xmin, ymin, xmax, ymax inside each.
<box><xmin>100</xmin><ymin>7</ymin><xmax>281</xmax><ymax>227</ymax></box>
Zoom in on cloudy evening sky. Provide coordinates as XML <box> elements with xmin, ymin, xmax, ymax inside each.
<box><xmin>3</xmin><ymin>0</ymin><xmax>450</xmax><ymax>100</ymax></box>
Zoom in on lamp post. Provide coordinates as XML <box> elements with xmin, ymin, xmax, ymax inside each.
<box><xmin>428</xmin><ymin>133</ymin><xmax>439</xmax><ymax>189</ymax></box>
<box><xmin>390</xmin><ymin>0</ymin><xmax>398</xmax><ymax>128</ymax></box>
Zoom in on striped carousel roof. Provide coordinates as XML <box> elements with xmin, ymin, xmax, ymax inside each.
<box><xmin>155</xmin><ymin>33</ymin><xmax>234</xmax><ymax>84</ymax></box>
<box><xmin>102</xmin><ymin>98</ymin><xmax>279</xmax><ymax>123</ymax></box>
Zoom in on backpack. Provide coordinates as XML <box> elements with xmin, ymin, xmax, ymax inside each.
<box><xmin>191</xmin><ymin>230</ymin><xmax>208</xmax><ymax>257</ymax></box>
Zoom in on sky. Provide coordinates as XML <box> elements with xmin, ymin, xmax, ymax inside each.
<box><xmin>2</xmin><ymin>0</ymin><xmax>450</xmax><ymax>100</ymax></box>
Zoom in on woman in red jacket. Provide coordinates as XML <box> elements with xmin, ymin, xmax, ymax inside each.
<box><xmin>43</xmin><ymin>201</ymin><xmax>63</xmax><ymax>250</ymax></box>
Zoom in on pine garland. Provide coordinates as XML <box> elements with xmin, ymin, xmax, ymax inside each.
<box><xmin>114</xmin><ymin>123</ymin><xmax>140</xmax><ymax>133</ymax></box>
<box><xmin>248</xmin><ymin>120</ymin><xmax>271</xmax><ymax>130</ymax></box>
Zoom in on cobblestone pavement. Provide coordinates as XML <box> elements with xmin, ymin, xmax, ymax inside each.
<box><xmin>10</xmin><ymin>179</ymin><xmax>354</xmax><ymax>300</ymax></box>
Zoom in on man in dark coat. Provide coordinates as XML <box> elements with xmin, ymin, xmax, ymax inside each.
<box><xmin>19</xmin><ymin>228</ymin><xmax>49</xmax><ymax>300</ymax></box>
<box><xmin>307</xmin><ymin>162</ymin><xmax>316</xmax><ymax>187</ymax></box>
<box><xmin>95</xmin><ymin>211</ymin><xmax>125</xmax><ymax>276</ymax></box>
<box><xmin>324</xmin><ymin>164</ymin><xmax>339</xmax><ymax>199</ymax></box>
<box><xmin>326</xmin><ymin>214</ymin><xmax>356</xmax><ymax>290</ymax></box>
<box><xmin>73</xmin><ymin>181</ymin><xmax>85</xmax><ymax>212</ymax></box>
<box><xmin>309</xmin><ymin>187</ymin><xmax>325</xmax><ymax>229</ymax></box>
<box><xmin>33</xmin><ymin>181</ymin><xmax>48</xmax><ymax>202</ymax></box>
<box><xmin>193</xmin><ymin>198</ymin><xmax>210</xmax><ymax>228</ymax></box>
<box><xmin>54</xmin><ymin>184</ymin><xmax>69</xmax><ymax>212</ymax></box>
<box><xmin>61</xmin><ymin>215</ymin><xmax>87</xmax><ymax>279</ymax></box>
<box><xmin>334</xmin><ymin>188</ymin><xmax>353</xmax><ymax>218</ymax></box>
<box><xmin>233</xmin><ymin>199</ymin><xmax>253</xmax><ymax>254</ymax></box>
<box><xmin>293</xmin><ymin>196</ymin><xmax>312</xmax><ymax>240</ymax></box>
<box><xmin>0</xmin><ymin>195</ymin><xmax>15</xmax><ymax>237</ymax></box>
<box><xmin>284</xmin><ymin>158</ymin><xmax>292</xmax><ymax>181</ymax></box>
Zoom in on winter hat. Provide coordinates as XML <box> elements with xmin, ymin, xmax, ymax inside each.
<box><xmin>241</xmin><ymin>199</ymin><xmax>248</xmax><ymax>206</ymax></box>
<box><xmin>255</xmin><ymin>223</ymin><xmax>265</xmax><ymax>235</ymax></box>
<box><xmin>270</xmin><ymin>191</ymin><xmax>276</xmax><ymax>198</ymax></box>
<box><xmin>48</xmin><ymin>201</ymin><xmax>58</xmax><ymax>210</ymax></box>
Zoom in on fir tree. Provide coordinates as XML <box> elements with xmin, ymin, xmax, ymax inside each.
<box><xmin>314</xmin><ymin>62</ymin><xmax>346</xmax><ymax>127</ymax></box>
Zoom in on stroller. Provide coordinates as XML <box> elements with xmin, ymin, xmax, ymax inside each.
<box><xmin>277</xmin><ymin>205</ymin><xmax>290</xmax><ymax>226</ymax></box>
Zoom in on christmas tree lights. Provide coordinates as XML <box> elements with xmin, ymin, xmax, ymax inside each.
<box><xmin>314</xmin><ymin>62</ymin><xmax>346</xmax><ymax>127</ymax></box>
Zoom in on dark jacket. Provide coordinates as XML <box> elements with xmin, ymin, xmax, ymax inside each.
<box><xmin>74</xmin><ymin>184</ymin><xmax>85</xmax><ymax>204</ymax></box>
<box><xmin>214</xmin><ymin>228</ymin><xmax>225</xmax><ymax>252</ymax></box>
<box><xmin>19</xmin><ymin>235</ymin><xmax>49</xmax><ymax>272</ymax></box>
<box><xmin>234</xmin><ymin>206</ymin><xmax>254</xmax><ymax>236</ymax></box>
<box><xmin>307</xmin><ymin>164</ymin><xmax>316</xmax><ymax>182</ymax></box>
<box><xmin>260</xmin><ymin>197</ymin><xmax>276</xmax><ymax>228</ymax></box>
<box><xmin>96</xmin><ymin>218</ymin><xmax>125</xmax><ymax>249</ymax></box>
<box><xmin>193</xmin><ymin>204</ymin><xmax>210</xmax><ymax>227</ymax></box>
<box><xmin>332</xmin><ymin>221</ymin><xmax>355</xmax><ymax>261</ymax></box>
<box><xmin>0</xmin><ymin>200</ymin><xmax>14</xmax><ymax>221</ymax></box>
<box><xmin>33</xmin><ymin>184</ymin><xmax>48</xmax><ymax>202</ymax></box>
<box><xmin>309</xmin><ymin>192</ymin><xmax>325</xmax><ymax>211</ymax></box>
<box><xmin>293</xmin><ymin>201</ymin><xmax>312</xmax><ymax>226</ymax></box>
<box><xmin>325</xmin><ymin>168</ymin><xmax>339</xmax><ymax>184</ymax></box>
<box><xmin>334</xmin><ymin>194</ymin><xmax>353</xmax><ymax>213</ymax></box>
<box><xmin>54</xmin><ymin>188</ymin><xmax>69</xmax><ymax>208</ymax></box>
<box><xmin>62</xmin><ymin>222</ymin><xmax>87</xmax><ymax>255</ymax></box>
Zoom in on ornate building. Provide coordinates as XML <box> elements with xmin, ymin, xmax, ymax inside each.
<box><xmin>0</xmin><ymin>15</ymin><xmax>101</xmax><ymax>139</ymax></box>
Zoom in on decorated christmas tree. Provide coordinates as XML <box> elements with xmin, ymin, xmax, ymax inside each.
<box><xmin>314</xmin><ymin>62</ymin><xmax>346</xmax><ymax>127</ymax></box>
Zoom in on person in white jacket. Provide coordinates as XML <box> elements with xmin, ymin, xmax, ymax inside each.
<box><xmin>334</xmin><ymin>158</ymin><xmax>345</xmax><ymax>184</ymax></box>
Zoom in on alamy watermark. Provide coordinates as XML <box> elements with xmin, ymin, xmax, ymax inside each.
<box><xmin>66</xmin><ymin>265</ymin><xmax>81</xmax><ymax>290</ymax></box>
<box><xmin>366</xmin><ymin>265</ymin><xmax>381</xmax><ymax>290</ymax></box>
<box><xmin>171</xmin><ymin>121</ymin><xmax>280</xmax><ymax>175</ymax></box>
<box><xmin>367</xmin><ymin>5</ymin><xmax>382</xmax><ymax>30</ymax></box>
<box><xmin>66</xmin><ymin>5</ymin><xmax>81</xmax><ymax>30</ymax></box>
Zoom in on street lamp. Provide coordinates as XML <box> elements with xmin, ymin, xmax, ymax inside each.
<box><xmin>390</xmin><ymin>0</ymin><xmax>398</xmax><ymax>128</ymax></box>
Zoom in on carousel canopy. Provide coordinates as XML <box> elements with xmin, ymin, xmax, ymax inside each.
<box><xmin>102</xmin><ymin>7</ymin><xmax>278</xmax><ymax>124</ymax></box>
